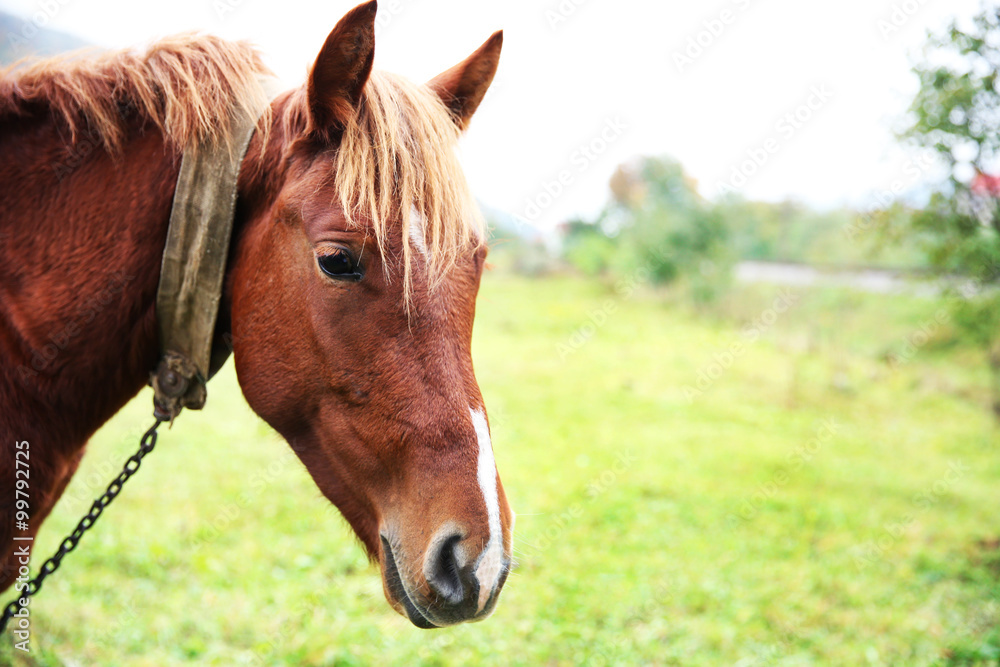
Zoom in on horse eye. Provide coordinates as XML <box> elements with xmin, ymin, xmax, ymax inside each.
<box><xmin>317</xmin><ymin>249</ymin><xmax>360</xmax><ymax>280</ymax></box>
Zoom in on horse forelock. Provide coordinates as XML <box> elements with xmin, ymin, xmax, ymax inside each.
<box><xmin>327</xmin><ymin>71</ymin><xmax>485</xmax><ymax>305</ymax></box>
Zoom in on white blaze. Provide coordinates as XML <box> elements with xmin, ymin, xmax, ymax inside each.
<box><xmin>409</xmin><ymin>205</ymin><xmax>427</xmax><ymax>257</ymax></box>
<box><xmin>470</xmin><ymin>407</ymin><xmax>503</xmax><ymax>612</ymax></box>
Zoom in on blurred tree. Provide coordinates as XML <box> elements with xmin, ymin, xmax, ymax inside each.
<box><xmin>607</xmin><ymin>156</ymin><xmax>733</xmax><ymax>303</ymax></box>
<box><xmin>902</xmin><ymin>4</ymin><xmax>1000</xmax><ymax>417</ymax></box>
<box><xmin>561</xmin><ymin>217</ymin><xmax>618</xmax><ymax>276</ymax></box>
<box><xmin>484</xmin><ymin>210</ymin><xmax>559</xmax><ymax>276</ymax></box>
<box><xmin>608</xmin><ymin>163</ymin><xmax>646</xmax><ymax>210</ymax></box>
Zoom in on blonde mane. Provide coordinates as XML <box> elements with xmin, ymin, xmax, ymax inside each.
<box><xmin>0</xmin><ymin>34</ymin><xmax>272</xmax><ymax>151</ymax></box>
<box><xmin>333</xmin><ymin>70</ymin><xmax>485</xmax><ymax>303</ymax></box>
<box><xmin>0</xmin><ymin>34</ymin><xmax>484</xmax><ymax>303</ymax></box>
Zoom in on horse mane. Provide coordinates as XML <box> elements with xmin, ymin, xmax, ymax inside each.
<box><xmin>0</xmin><ymin>34</ymin><xmax>272</xmax><ymax>152</ymax></box>
<box><xmin>1</xmin><ymin>34</ymin><xmax>483</xmax><ymax>302</ymax></box>
<box><xmin>330</xmin><ymin>70</ymin><xmax>485</xmax><ymax>301</ymax></box>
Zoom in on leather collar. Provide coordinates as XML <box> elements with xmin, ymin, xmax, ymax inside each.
<box><xmin>151</xmin><ymin>78</ymin><xmax>280</xmax><ymax>421</ymax></box>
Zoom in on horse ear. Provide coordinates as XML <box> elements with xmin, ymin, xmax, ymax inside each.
<box><xmin>427</xmin><ymin>31</ymin><xmax>503</xmax><ymax>131</ymax></box>
<box><xmin>307</xmin><ymin>0</ymin><xmax>378</xmax><ymax>139</ymax></box>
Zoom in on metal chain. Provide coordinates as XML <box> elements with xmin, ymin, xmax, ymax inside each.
<box><xmin>0</xmin><ymin>418</ymin><xmax>164</xmax><ymax>633</ymax></box>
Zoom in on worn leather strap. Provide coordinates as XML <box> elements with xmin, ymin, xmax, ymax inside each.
<box><xmin>151</xmin><ymin>77</ymin><xmax>281</xmax><ymax>420</ymax></box>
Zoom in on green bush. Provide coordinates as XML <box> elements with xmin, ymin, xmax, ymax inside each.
<box><xmin>562</xmin><ymin>156</ymin><xmax>734</xmax><ymax>303</ymax></box>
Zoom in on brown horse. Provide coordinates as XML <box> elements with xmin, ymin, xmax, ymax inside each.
<box><xmin>0</xmin><ymin>0</ymin><xmax>513</xmax><ymax>628</ymax></box>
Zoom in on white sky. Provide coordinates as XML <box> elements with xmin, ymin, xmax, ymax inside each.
<box><xmin>0</xmin><ymin>0</ymin><xmax>986</xmax><ymax>233</ymax></box>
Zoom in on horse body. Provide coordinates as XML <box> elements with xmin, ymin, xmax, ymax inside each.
<box><xmin>0</xmin><ymin>0</ymin><xmax>512</xmax><ymax>629</ymax></box>
<box><xmin>0</xmin><ymin>109</ymin><xmax>179</xmax><ymax>590</ymax></box>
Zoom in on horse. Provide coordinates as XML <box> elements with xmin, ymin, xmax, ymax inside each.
<box><xmin>0</xmin><ymin>0</ymin><xmax>513</xmax><ymax>629</ymax></box>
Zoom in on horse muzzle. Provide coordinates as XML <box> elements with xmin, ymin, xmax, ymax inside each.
<box><xmin>380</xmin><ymin>528</ymin><xmax>511</xmax><ymax>628</ymax></box>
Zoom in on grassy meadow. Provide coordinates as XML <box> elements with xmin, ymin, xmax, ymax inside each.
<box><xmin>2</xmin><ymin>271</ymin><xmax>998</xmax><ymax>666</ymax></box>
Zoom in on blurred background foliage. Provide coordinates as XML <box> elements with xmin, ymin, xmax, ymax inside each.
<box><xmin>2</xmin><ymin>2</ymin><xmax>1000</xmax><ymax>666</ymax></box>
<box><xmin>544</xmin><ymin>155</ymin><xmax>934</xmax><ymax>286</ymax></box>
<box><xmin>490</xmin><ymin>2</ymin><xmax>1000</xmax><ymax>420</ymax></box>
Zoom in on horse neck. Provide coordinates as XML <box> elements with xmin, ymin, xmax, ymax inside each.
<box><xmin>233</xmin><ymin>90</ymin><xmax>297</xmax><ymax>221</ymax></box>
<box><xmin>218</xmin><ymin>90</ymin><xmax>298</xmax><ymax>337</ymax></box>
<box><xmin>0</xmin><ymin>113</ymin><xmax>179</xmax><ymax>450</ymax></box>
<box><xmin>0</xmin><ymin>91</ymin><xmax>292</xmax><ymax>452</ymax></box>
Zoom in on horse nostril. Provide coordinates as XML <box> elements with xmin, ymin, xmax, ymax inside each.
<box><xmin>426</xmin><ymin>533</ymin><xmax>466</xmax><ymax>604</ymax></box>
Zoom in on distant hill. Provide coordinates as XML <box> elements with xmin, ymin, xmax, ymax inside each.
<box><xmin>481</xmin><ymin>202</ymin><xmax>548</xmax><ymax>245</ymax></box>
<box><xmin>1</xmin><ymin>11</ymin><xmax>90</xmax><ymax>65</ymax></box>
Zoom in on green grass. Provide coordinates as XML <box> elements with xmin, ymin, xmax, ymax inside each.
<box><xmin>2</xmin><ymin>273</ymin><xmax>998</xmax><ymax>666</ymax></box>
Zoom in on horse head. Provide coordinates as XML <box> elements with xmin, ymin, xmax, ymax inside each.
<box><xmin>228</xmin><ymin>1</ymin><xmax>513</xmax><ymax>627</ymax></box>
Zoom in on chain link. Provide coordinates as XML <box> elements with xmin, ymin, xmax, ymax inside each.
<box><xmin>0</xmin><ymin>418</ymin><xmax>163</xmax><ymax>633</ymax></box>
